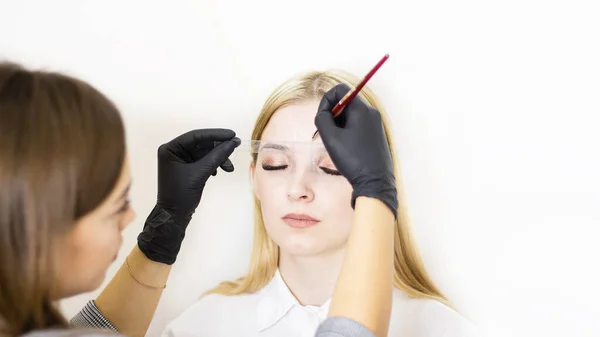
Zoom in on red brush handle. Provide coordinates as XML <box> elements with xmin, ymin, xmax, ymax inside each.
<box><xmin>331</xmin><ymin>54</ymin><xmax>389</xmax><ymax>117</ymax></box>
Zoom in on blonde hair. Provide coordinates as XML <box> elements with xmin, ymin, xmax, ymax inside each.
<box><xmin>205</xmin><ymin>69</ymin><xmax>450</xmax><ymax>307</ymax></box>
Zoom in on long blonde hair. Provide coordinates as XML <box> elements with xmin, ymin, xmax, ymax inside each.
<box><xmin>205</xmin><ymin>69</ymin><xmax>450</xmax><ymax>307</ymax></box>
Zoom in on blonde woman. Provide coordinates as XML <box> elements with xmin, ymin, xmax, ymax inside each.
<box><xmin>162</xmin><ymin>70</ymin><xmax>479</xmax><ymax>337</ymax></box>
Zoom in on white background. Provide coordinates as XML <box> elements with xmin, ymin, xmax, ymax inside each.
<box><xmin>1</xmin><ymin>1</ymin><xmax>599</xmax><ymax>336</ymax></box>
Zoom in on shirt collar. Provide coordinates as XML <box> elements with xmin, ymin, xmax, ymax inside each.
<box><xmin>256</xmin><ymin>269</ymin><xmax>331</xmax><ymax>332</ymax></box>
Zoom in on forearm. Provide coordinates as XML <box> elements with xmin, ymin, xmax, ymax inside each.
<box><xmin>328</xmin><ymin>196</ymin><xmax>395</xmax><ymax>337</ymax></box>
<box><xmin>93</xmin><ymin>244</ymin><xmax>172</xmax><ymax>337</ymax></box>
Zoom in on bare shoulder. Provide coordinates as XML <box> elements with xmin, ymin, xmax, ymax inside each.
<box><xmin>161</xmin><ymin>292</ymin><xmax>260</xmax><ymax>337</ymax></box>
<box><xmin>389</xmin><ymin>289</ymin><xmax>480</xmax><ymax>337</ymax></box>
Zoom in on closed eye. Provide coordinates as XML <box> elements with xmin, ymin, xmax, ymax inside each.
<box><xmin>262</xmin><ymin>164</ymin><xmax>288</xmax><ymax>171</ymax></box>
<box><xmin>320</xmin><ymin>167</ymin><xmax>342</xmax><ymax>176</ymax></box>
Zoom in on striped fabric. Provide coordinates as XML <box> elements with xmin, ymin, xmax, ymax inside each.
<box><xmin>69</xmin><ymin>300</ymin><xmax>118</xmax><ymax>332</ymax></box>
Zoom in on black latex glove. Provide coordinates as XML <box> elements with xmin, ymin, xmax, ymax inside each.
<box><xmin>137</xmin><ymin>128</ymin><xmax>241</xmax><ymax>264</ymax></box>
<box><xmin>314</xmin><ymin>84</ymin><xmax>398</xmax><ymax>218</ymax></box>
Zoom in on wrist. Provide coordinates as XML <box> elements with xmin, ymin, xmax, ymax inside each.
<box><xmin>127</xmin><ymin>245</ymin><xmax>172</xmax><ymax>286</ymax></box>
<box><xmin>354</xmin><ymin>196</ymin><xmax>395</xmax><ymax>219</ymax></box>
<box><xmin>137</xmin><ymin>204</ymin><xmax>191</xmax><ymax>265</ymax></box>
<box><xmin>350</xmin><ymin>172</ymin><xmax>398</xmax><ymax>219</ymax></box>
<box><xmin>155</xmin><ymin>203</ymin><xmax>195</xmax><ymax>219</ymax></box>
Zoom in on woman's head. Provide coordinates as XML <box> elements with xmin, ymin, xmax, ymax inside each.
<box><xmin>0</xmin><ymin>62</ymin><xmax>135</xmax><ymax>334</ymax></box>
<box><xmin>207</xmin><ymin>69</ymin><xmax>449</xmax><ymax>307</ymax></box>
<box><xmin>250</xmin><ymin>98</ymin><xmax>354</xmax><ymax>256</ymax></box>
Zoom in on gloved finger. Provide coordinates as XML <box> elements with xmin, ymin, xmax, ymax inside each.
<box><xmin>316</xmin><ymin>83</ymin><xmax>365</xmax><ymax>132</ymax></box>
<box><xmin>317</xmin><ymin>83</ymin><xmax>352</xmax><ymax>113</ymax></box>
<box><xmin>315</xmin><ymin>84</ymin><xmax>353</xmax><ymax>137</ymax></box>
<box><xmin>319</xmin><ymin>83</ymin><xmax>371</xmax><ymax>128</ymax></box>
<box><xmin>199</xmin><ymin>138</ymin><xmax>241</xmax><ymax>171</ymax></box>
<box><xmin>313</xmin><ymin>83</ymin><xmax>354</xmax><ymax>134</ymax></box>
<box><xmin>166</xmin><ymin>128</ymin><xmax>237</xmax><ymax>154</ymax></box>
<box><xmin>314</xmin><ymin>109</ymin><xmax>336</xmax><ymax>138</ymax></box>
<box><xmin>220</xmin><ymin>158</ymin><xmax>235</xmax><ymax>172</ymax></box>
<box><xmin>340</xmin><ymin>93</ymin><xmax>372</xmax><ymax>128</ymax></box>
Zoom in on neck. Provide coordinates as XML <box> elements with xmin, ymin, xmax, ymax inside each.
<box><xmin>278</xmin><ymin>247</ymin><xmax>346</xmax><ymax>306</ymax></box>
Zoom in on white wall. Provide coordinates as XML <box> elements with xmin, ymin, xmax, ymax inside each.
<box><xmin>2</xmin><ymin>1</ymin><xmax>599</xmax><ymax>336</ymax></box>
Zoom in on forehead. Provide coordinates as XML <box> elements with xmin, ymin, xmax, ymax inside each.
<box><xmin>261</xmin><ymin>99</ymin><xmax>320</xmax><ymax>142</ymax></box>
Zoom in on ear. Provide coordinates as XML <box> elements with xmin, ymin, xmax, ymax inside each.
<box><xmin>249</xmin><ymin>162</ymin><xmax>259</xmax><ymax>200</ymax></box>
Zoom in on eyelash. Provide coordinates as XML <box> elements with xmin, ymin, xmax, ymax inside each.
<box><xmin>262</xmin><ymin>164</ymin><xmax>288</xmax><ymax>171</ymax></box>
<box><xmin>261</xmin><ymin>164</ymin><xmax>341</xmax><ymax>176</ymax></box>
<box><xmin>319</xmin><ymin>167</ymin><xmax>342</xmax><ymax>176</ymax></box>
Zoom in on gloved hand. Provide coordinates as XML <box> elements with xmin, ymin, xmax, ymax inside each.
<box><xmin>314</xmin><ymin>84</ymin><xmax>398</xmax><ymax>218</ymax></box>
<box><xmin>137</xmin><ymin>128</ymin><xmax>241</xmax><ymax>264</ymax></box>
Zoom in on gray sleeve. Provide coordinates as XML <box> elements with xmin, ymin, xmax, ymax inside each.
<box><xmin>315</xmin><ymin>317</ymin><xmax>377</xmax><ymax>337</ymax></box>
<box><xmin>69</xmin><ymin>300</ymin><xmax>119</xmax><ymax>332</ymax></box>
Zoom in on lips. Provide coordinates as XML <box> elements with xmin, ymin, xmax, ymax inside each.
<box><xmin>282</xmin><ymin>213</ymin><xmax>320</xmax><ymax>229</ymax></box>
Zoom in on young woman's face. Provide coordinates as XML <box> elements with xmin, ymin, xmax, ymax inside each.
<box><xmin>56</xmin><ymin>157</ymin><xmax>136</xmax><ymax>298</ymax></box>
<box><xmin>252</xmin><ymin>99</ymin><xmax>354</xmax><ymax>257</ymax></box>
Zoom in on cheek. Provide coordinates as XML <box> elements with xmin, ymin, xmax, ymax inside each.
<box><xmin>254</xmin><ymin>172</ymin><xmax>292</xmax><ymax>237</ymax></box>
<box><xmin>316</xmin><ymin>179</ymin><xmax>354</xmax><ymax>226</ymax></box>
<box><xmin>69</xmin><ymin>218</ymin><xmax>122</xmax><ymax>262</ymax></box>
<box><xmin>254</xmin><ymin>171</ymin><xmax>287</xmax><ymax>204</ymax></box>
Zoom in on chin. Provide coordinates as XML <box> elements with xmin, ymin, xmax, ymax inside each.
<box><xmin>77</xmin><ymin>270</ymin><xmax>108</xmax><ymax>295</ymax></box>
<box><xmin>278</xmin><ymin>238</ymin><xmax>335</xmax><ymax>257</ymax></box>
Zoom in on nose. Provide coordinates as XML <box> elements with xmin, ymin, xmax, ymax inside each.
<box><xmin>286</xmin><ymin>168</ymin><xmax>315</xmax><ymax>202</ymax></box>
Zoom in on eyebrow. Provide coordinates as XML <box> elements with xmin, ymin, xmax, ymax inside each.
<box><xmin>260</xmin><ymin>143</ymin><xmax>290</xmax><ymax>151</ymax></box>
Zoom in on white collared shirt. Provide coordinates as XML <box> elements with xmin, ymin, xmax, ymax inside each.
<box><xmin>161</xmin><ymin>269</ymin><xmax>479</xmax><ymax>337</ymax></box>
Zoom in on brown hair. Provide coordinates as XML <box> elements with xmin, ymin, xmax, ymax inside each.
<box><xmin>0</xmin><ymin>62</ymin><xmax>126</xmax><ymax>336</ymax></box>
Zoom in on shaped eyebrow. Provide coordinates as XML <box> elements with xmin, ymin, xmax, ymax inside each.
<box><xmin>260</xmin><ymin>143</ymin><xmax>290</xmax><ymax>151</ymax></box>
